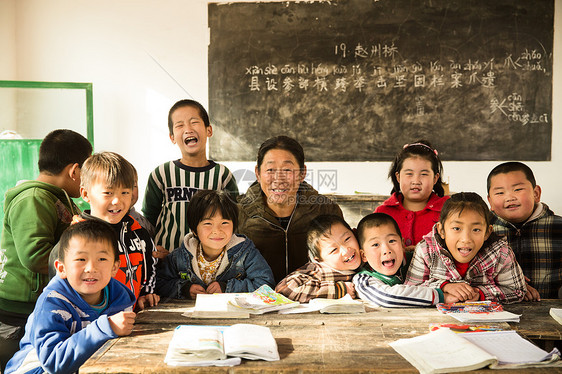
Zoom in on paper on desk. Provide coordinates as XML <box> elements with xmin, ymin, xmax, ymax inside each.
<box><xmin>460</xmin><ymin>330</ymin><xmax>560</xmax><ymax>365</ymax></box>
<box><xmin>447</xmin><ymin>310</ymin><xmax>520</xmax><ymax>323</ymax></box>
<box><xmin>550</xmin><ymin>308</ymin><xmax>562</xmax><ymax>325</ymax></box>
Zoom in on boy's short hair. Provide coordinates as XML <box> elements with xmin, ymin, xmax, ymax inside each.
<box><xmin>80</xmin><ymin>152</ymin><xmax>136</xmax><ymax>190</ymax></box>
<box><xmin>167</xmin><ymin>99</ymin><xmax>210</xmax><ymax>135</ymax></box>
<box><xmin>58</xmin><ymin>220</ymin><xmax>119</xmax><ymax>262</ymax></box>
<box><xmin>38</xmin><ymin>129</ymin><xmax>92</xmax><ymax>175</ymax></box>
<box><xmin>487</xmin><ymin>161</ymin><xmax>537</xmax><ymax>193</ymax></box>
<box><xmin>307</xmin><ymin>215</ymin><xmax>353</xmax><ymax>261</ymax></box>
<box><xmin>186</xmin><ymin>189</ymin><xmax>239</xmax><ymax>234</ymax></box>
<box><xmin>356</xmin><ymin>213</ymin><xmax>402</xmax><ymax>246</ymax></box>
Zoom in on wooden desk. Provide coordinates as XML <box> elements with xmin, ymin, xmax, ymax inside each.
<box><xmin>81</xmin><ymin>300</ymin><xmax>562</xmax><ymax>373</ymax></box>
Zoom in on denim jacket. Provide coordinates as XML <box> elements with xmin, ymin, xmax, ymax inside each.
<box><xmin>156</xmin><ymin>233</ymin><xmax>275</xmax><ymax>299</ymax></box>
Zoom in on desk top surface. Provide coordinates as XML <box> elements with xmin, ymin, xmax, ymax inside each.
<box><xmin>81</xmin><ymin>299</ymin><xmax>562</xmax><ymax>373</ymax></box>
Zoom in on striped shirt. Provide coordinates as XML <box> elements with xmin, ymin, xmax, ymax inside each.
<box><xmin>142</xmin><ymin>160</ymin><xmax>239</xmax><ymax>252</ymax></box>
<box><xmin>353</xmin><ymin>266</ymin><xmax>442</xmax><ymax>308</ymax></box>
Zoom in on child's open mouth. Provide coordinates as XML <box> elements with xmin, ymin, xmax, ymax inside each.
<box><xmin>457</xmin><ymin>247</ymin><xmax>472</xmax><ymax>256</ymax></box>
<box><xmin>184</xmin><ymin>136</ymin><xmax>198</xmax><ymax>145</ymax></box>
<box><xmin>343</xmin><ymin>253</ymin><xmax>356</xmax><ymax>263</ymax></box>
<box><xmin>382</xmin><ymin>259</ymin><xmax>395</xmax><ymax>268</ymax></box>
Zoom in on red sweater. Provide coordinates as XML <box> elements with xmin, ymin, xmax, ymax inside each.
<box><xmin>375</xmin><ymin>192</ymin><xmax>449</xmax><ymax>247</ymax></box>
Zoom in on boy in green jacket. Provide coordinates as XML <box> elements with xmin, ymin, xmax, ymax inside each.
<box><xmin>0</xmin><ymin>129</ymin><xmax>92</xmax><ymax>371</ymax></box>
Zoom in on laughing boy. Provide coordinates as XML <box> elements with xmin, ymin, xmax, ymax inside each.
<box><xmin>143</xmin><ymin>99</ymin><xmax>239</xmax><ymax>256</ymax></box>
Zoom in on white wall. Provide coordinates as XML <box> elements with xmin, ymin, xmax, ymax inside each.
<box><xmin>0</xmin><ymin>0</ymin><xmax>16</xmax><ymax>133</ymax></box>
<box><xmin>2</xmin><ymin>0</ymin><xmax>562</xmax><ymax>213</ymax></box>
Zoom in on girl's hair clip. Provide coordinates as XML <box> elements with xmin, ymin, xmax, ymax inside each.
<box><xmin>403</xmin><ymin>142</ymin><xmax>439</xmax><ymax>156</ymax></box>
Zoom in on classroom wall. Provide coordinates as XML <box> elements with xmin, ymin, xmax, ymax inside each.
<box><xmin>1</xmin><ymin>0</ymin><xmax>561</xmax><ymax>215</ymax></box>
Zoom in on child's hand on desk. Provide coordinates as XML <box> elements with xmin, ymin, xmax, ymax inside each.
<box><xmin>345</xmin><ymin>282</ymin><xmax>356</xmax><ymax>298</ymax></box>
<box><xmin>467</xmin><ymin>288</ymin><xmax>481</xmax><ymax>301</ymax></box>
<box><xmin>108</xmin><ymin>311</ymin><xmax>136</xmax><ymax>336</ymax></box>
<box><xmin>190</xmin><ymin>284</ymin><xmax>206</xmax><ymax>299</ymax></box>
<box><xmin>137</xmin><ymin>293</ymin><xmax>160</xmax><ymax>310</ymax></box>
<box><xmin>523</xmin><ymin>276</ymin><xmax>541</xmax><ymax>301</ymax></box>
<box><xmin>442</xmin><ymin>282</ymin><xmax>478</xmax><ymax>301</ymax></box>
<box><xmin>206</xmin><ymin>281</ymin><xmax>223</xmax><ymax>294</ymax></box>
<box><xmin>443</xmin><ymin>292</ymin><xmax>461</xmax><ymax>303</ymax></box>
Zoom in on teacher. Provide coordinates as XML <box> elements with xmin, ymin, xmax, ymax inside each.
<box><xmin>238</xmin><ymin>136</ymin><xmax>343</xmax><ymax>283</ymax></box>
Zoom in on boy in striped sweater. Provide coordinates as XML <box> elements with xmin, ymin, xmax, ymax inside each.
<box><xmin>353</xmin><ymin>213</ymin><xmax>456</xmax><ymax>307</ymax></box>
<box><xmin>142</xmin><ymin>100</ymin><xmax>239</xmax><ymax>256</ymax></box>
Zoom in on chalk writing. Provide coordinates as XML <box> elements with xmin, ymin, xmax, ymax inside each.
<box><xmin>490</xmin><ymin>93</ymin><xmax>549</xmax><ymax>126</ymax></box>
<box><xmin>243</xmin><ymin>38</ymin><xmax>549</xmax><ymax>126</ymax></box>
<box><xmin>209</xmin><ymin>0</ymin><xmax>553</xmax><ymax>162</ymax></box>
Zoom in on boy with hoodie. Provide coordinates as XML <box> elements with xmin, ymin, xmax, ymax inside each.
<box><xmin>0</xmin><ymin>129</ymin><xmax>91</xmax><ymax>370</ymax></box>
<box><xmin>5</xmin><ymin>220</ymin><xmax>136</xmax><ymax>374</ymax></box>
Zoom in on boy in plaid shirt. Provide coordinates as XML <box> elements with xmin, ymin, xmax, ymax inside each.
<box><xmin>487</xmin><ymin>162</ymin><xmax>562</xmax><ymax>300</ymax></box>
<box><xmin>275</xmin><ymin>215</ymin><xmax>362</xmax><ymax>302</ymax></box>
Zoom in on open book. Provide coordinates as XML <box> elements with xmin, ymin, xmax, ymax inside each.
<box><xmin>309</xmin><ymin>295</ymin><xmax>366</xmax><ymax>314</ymax></box>
<box><xmin>390</xmin><ymin>328</ymin><xmax>561</xmax><ymax>374</ymax></box>
<box><xmin>189</xmin><ymin>294</ymin><xmax>250</xmax><ymax>319</ymax></box>
<box><xmin>164</xmin><ymin>324</ymin><xmax>280</xmax><ymax>366</ymax></box>
<box><xmin>278</xmin><ymin>294</ymin><xmax>365</xmax><ymax>314</ymax></box>
<box><xmin>230</xmin><ymin>285</ymin><xmax>299</xmax><ymax>314</ymax></box>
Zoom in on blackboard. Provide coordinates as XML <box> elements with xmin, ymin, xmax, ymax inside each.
<box><xmin>208</xmin><ymin>0</ymin><xmax>553</xmax><ymax>161</ymax></box>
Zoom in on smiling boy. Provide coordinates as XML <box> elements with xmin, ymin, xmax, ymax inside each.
<box><xmin>353</xmin><ymin>213</ymin><xmax>451</xmax><ymax>307</ymax></box>
<box><xmin>275</xmin><ymin>215</ymin><xmax>362</xmax><ymax>303</ymax></box>
<box><xmin>68</xmin><ymin>152</ymin><xmax>160</xmax><ymax>310</ymax></box>
<box><xmin>143</xmin><ymin>99</ymin><xmax>239</xmax><ymax>255</ymax></box>
<box><xmin>5</xmin><ymin>220</ymin><xmax>136</xmax><ymax>374</ymax></box>
<box><xmin>487</xmin><ymin>162</ymin><xmax>562</xmax><ymax>299</ymax></box>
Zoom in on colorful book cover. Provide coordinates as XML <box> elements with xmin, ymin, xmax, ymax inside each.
<box><xmin>231</xmin><ymin>285</ymin><xmax>299</xmax><ymax>314</ymax></box>
<box><xmin>251</xmin><ymin>285</ymin><xmax>295</xmax><ymax>306</ymax></box>
<box><xmin>437</xmin><ymin>301</ymin><xmax>504</xmax><ymax>314</ymax></box>
<box><xmin>429</xmin><ymin>323</ymin><xmax>505</xmax><ymax>333</ymax></box>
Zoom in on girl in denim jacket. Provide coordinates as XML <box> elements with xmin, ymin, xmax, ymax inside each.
<box><xmin>156</xmin><ymin>190</ymin><xmax>275</xmax><ymax>299</ymax></box>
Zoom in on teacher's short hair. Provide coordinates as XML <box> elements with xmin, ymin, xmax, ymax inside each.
<box><xmin>256</xmin><ymin>136</ymin><xmax>305</xmax><ymax>170</ymax></box>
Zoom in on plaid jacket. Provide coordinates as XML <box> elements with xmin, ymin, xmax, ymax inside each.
<box><xmin>404</xmin><ymin>226</ymin><xmax>526</xmax><ymax>303</ymax></box>
<box><xmin>492</xmin><ymin>203</ymin><xmax>562</xmax><ymax>299</ymax></box>
<box><xmin>275</xmin><ymin>261</ymin><xmax>355</xmax><ymax>303</ymax></box>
